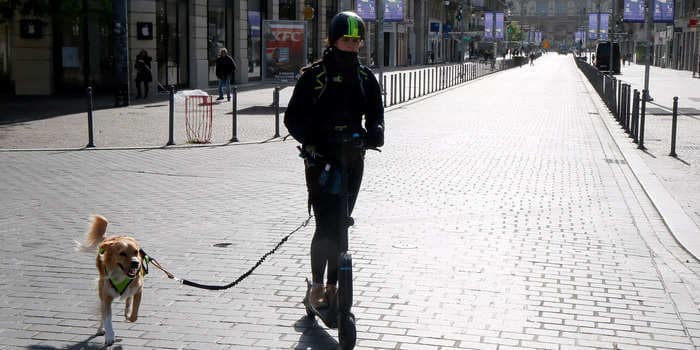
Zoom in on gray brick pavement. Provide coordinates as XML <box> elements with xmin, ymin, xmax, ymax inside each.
<box><xmin>1</xmin><ymin>54</ymin><xmax>700</xmax><ymax>349</ymax></box>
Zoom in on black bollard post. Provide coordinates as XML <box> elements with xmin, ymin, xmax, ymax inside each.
<box><xmin>273</xmin><ymin>86</ymin><xmax>280</xmax><ymax>138</ymax></box>
<box><xmin>230</xmin><ymin>87</ymin><xmax>238</xmax><ymax>142</ymax></box>
<box><xmin>382</xmin><ymin>74</ymin><xmax>387</xmax><ymax>107</ymax></box>
<box><xmin>409</xmin><ymin>72</ymin><xmax>413</xmax><ymax>101</ymax></box>
<box><xmin>413</xmin><ymin>71</ymin><xmax>417</xmax><ymax>98</ymax></box>
<box><xmin>638</xmin><ymin>89</ymin><xmax>647</xmax><ymax>150</ymax></box>
<box><xmin>632</xmin><ymin>89</ymin><xmax>640</xmax><ymax>143</ymax></box>
<box><xmin>167</xmin><ymin>85</ymin><xmax>175</xmax><ymax>145</ymax></box>
<box><xmin>669</xmin><ymin>96</ymin><xmax>679</xmax><ymax>157</ymax></box>
<box><xmin>86</xmin><ymin>87</ymin><xmax>95</xmax><ymax>148</ymax></box>
<box><xmin>622</xmin><ymin>84</ymin><xmax>632</xmax><ymax>136</ymax></box>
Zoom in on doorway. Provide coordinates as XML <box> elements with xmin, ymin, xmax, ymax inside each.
<box><xmin>156</xmin><ymin>0</ymin><xmax>189</xmax><ymax>89</ymax></box>
<box><xmin>52</xmin><ymin>1</ymin><xmax>115</xmax><ymax>94</ymax></box>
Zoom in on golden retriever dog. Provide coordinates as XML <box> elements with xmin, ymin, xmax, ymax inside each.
<box><xmin>77</xmin><ymin>215</ymin><xmax>145</xmax><ymax>346</ymax></box>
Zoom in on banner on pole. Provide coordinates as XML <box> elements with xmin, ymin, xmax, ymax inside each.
<box><xmin>623</xmin><ymin>0</ymin><xmax>645</xmax><ymax>22</ymax></box>
<box><xmin>356</xmin><ymin>0</ymin><xmax>404</xmax><ymax>21</ymax></box>
<box><xmin>588</xmin><ymin>13</ymin><xmax>598</xmax><ymax>40</ymax></box>
<box><xmin>653</xmin><ymin>0</ymin><xmax>674</xmax><ymax>23</ymax></box>
<box><xmin>599</xmin><ymin>13</ymin><xmax>609</xmax><ymax>40</ymax></box>
<box><xmin>495</xmin><ymin>12</ymin><xmax>504</xmax><ymax>40</ymax></box>
<box><xmin>484</xmin><ymin>12</ymin><xmax>493</xmax><ymax>40</ymax></box>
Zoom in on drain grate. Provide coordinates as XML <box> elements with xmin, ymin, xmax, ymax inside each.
<box><xmin>213</xmin><ymin>243</ymin><xmax>232</xmax><ymax>248</ymax></box>
<box><xmin>605</xmin><ymin>158</ymin><xmax>627</xmax><ymax>164</ymax></box>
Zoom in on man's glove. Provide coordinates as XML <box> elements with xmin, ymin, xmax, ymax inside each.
<box><xmin>304</xmin><ymin>144</ymin><xmax>323</xmax><ymax>160</ymax></box>
<box><xmin>366</xmin><ymin>125</ymin><xmax>384</xmax><ymax>148</ymax></box>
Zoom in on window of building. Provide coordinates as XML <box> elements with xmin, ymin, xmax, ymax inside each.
<box><xmin>0</xmin><ymin>22</ymin><xmax>9</xmax><ymax>94</ymax></box>
<box><xmin>247</xmin><ymin>0</ymin><xmax>265</xmax><ymax>80</ymax></box>
<box><xmin>555</xmin><ymin>1</ymin><xmax>569</xmax><ymax>16</ymax></box>
<box><xmin>208</xmin><ymin>0</ymin><xmax>230</xmax><ymax>83</ymax></box>
<box><xmin>280</xmin><ymin>0</ymin><xmax>296</xmax><ymax>20</ymax></box>
<box><xmin>535</xmin><ymin>0</ymin><xmax>547</xmax><ymax>16</ymax></box>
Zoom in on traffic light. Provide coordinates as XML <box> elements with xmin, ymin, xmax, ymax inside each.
<box><xmin>457</xmin><ymin>7</ymin><xmax>463</xmax><ymax>22</ymax></box>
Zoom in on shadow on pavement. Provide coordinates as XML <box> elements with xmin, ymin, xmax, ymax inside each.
<box><xmin>0</xmin><ymin>93</ymin><xmax>168</xmax><ymax>126</ymax></box>
<box><xmin>26</xmin><ymin>333</ymin><xmax>109</xmax><ymax>350</ymax></box>
<box><xmin>293</xmin><ymin>316</ymin><xmax>338</xmax><ymax>349</ymax></box>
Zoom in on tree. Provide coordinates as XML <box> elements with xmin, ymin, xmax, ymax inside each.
<box><xmin>507</xmin><ymin>22</ymin><xmax>524</xmax><ymax>42</ymax></box>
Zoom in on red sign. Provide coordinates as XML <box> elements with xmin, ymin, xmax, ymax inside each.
<box><xmin>689</xmin><ymin>18</ymin><xmax>698</xmax><ymax>28</ymax></box>
<box><xmin>263</xmin><ymin>21</ymin><xmax>307</xmax><ymax>81</ymax></box>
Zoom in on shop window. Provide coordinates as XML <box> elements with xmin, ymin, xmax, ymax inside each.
<box><xmin>0</xmin><ymin>22</ymin><xmax>9</xmax><ymax>94</ymax></box>
<box><xmin>280</xmin><ymin>0</ymin><xmax>296</xmax><ymax>20</ymax></box>
<box><xmin>247</xmin><ymin>0</ymin><xmax>264</xmax><ymax>80</ymax></box>
<box><xmin>208</xmin><ymin>0</ymin><xmax>229</xmax><ymax>83</ymax></box>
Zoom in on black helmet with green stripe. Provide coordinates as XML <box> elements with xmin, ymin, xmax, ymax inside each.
<box><xmin>329</xmin><ymin>11</ymin><xmax>365</xmax><ymax>43</ymax></box>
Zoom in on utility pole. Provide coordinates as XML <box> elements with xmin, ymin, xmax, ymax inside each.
<box><xmin>643</xmin><ymin>0</ymin><xmax>653</xmax><ymax>101</ymax></box>
<box><xmin>376</xmin><ymin>0</ymin><xmax>384</xmax><ymax>84</ymax></box>
<box><xmin>609</xmin><ymin>0</ymin><xmax>616</xmax><ymax>75</ymax></box>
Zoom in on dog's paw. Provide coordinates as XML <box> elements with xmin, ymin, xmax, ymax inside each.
<box><xmin>97</xmin><ymin>327</ymin><xmax>105</xmax><ymax>336</ymax></box>
<box><xmin>104</xmin><ymin>330</ymin><xmax>115</xmax><ymax>346</ymax></box>
<box><xmin>127</xmin><ymin>314</ymin><xmax>138</xmax><ymax>323</ymax></box>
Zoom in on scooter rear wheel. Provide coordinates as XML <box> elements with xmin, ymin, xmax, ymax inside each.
<box><xmin>338</xmin><ymin>312</ymin><xmax>356</xmax><ymax>350</ymax></box>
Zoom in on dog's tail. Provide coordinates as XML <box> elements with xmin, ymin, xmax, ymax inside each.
<box><xmin>75</xmin><ymin>215</ymin><xmax>108</xmax><ymax>253</ymax></box>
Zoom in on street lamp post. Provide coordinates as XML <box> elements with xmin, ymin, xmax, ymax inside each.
<box><xmin>643</xmin><ymin>0</ymin><xmax>653</xmax><ymax>101</ymax></box>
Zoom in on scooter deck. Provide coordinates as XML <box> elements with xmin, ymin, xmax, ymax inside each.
<box><xmin>303</xmin><ymin>279</ymin><xmax>338</xmax><ymax>328</ymax></box>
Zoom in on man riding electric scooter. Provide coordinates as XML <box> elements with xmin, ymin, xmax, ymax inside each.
<box><xmin>284</xmin><ymin>10</ymin><xmax>384</xmax><ymax>349</ymax></box>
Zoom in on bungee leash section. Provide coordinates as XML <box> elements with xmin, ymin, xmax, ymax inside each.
<box><xmin>143</xmin><ymin>216</ymin><xmax>313</xmax><ymax>290</ymax></box>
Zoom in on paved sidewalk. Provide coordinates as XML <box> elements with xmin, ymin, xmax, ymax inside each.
<box><xmin>0</xmin><ymin>86</ymin><xmax>294</xmax><ymax>149</ymax></box>
<box><xmin>596</xmin><ymin>62</ymin><xmax>700</xmax><ymax>256</ymax></box>
<box><xmin>1</xmin><ymin>54</ymin><xmax>700</xmax><ymax>349</ymax></box>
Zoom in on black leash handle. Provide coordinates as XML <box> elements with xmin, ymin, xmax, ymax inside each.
<box><xmin>145</xmin><ymin>216</ymin><xmax>311</xmax><ymax>290</ymax></box>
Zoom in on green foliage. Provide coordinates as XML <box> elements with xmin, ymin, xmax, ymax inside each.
<box><xmin>507</xmin><ymin>22</ymin><xmax>524</xmax><ymax>42</ymax></box>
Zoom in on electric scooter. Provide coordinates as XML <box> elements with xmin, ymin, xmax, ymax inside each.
<box><xmin>302</xmin><ymin>132</ymin><xmax>362</xmax><ymax>350</ymax></box>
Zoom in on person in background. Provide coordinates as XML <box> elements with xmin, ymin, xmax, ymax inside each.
<box><xmin>134</xmin><ymin>50</ymin><xmax>152</xmax><ymax>99</ymax></box>
<box><xmin>215</xmin><ymin>48</ymin><xmax>236</xmax><ymax>101</ymax></box>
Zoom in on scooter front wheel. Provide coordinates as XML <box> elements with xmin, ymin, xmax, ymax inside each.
<box><xmin>338</xmin><ymin>312</ymin><xmax>356</xmax><ymax>350</ymax></box>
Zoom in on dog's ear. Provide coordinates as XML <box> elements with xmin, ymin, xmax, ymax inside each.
<box><xmin>97</xmin><ymin>240</ymin><xmax>118</xmax><ymax>259</ymax></box>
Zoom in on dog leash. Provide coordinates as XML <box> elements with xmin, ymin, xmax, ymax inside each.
<box><xmin>143</xmin><ymin>216</ymin><xmax>312</xmax><ymax>290</ymax></box>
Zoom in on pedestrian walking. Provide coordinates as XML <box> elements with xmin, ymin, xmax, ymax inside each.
<box><xmin>284</xmin><ymin>11</ymin><xmax>384</xmax><ymax>310</ymax></box>
<box><xmin>529</xmin><ymin>52</ymin><xmax>535</xmax><ymax>66</ymax></box>
<box><xmin>215</xmin><ymin>48</ymin><xmax>236</xmax><ymax>101</ymax></box>
<box><xmin>134</xmin><ymin>50</ymin><xmax>152</xmax><ymax>99</ymax></box>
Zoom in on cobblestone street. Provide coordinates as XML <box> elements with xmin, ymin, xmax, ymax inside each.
<box><xmin>1</xmin><ymin>54</ymin><xmax>700</xmax><ymax>349</ymax></box>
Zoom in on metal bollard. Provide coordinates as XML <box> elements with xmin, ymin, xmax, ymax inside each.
<box><xmin>273</xmin><ymin>86</ymin><xmax>280</xmax><ymax>138</ymax></box>
<box><xmin>669</xmin><ymin>96</ymin><xmax>679</xmax><ymax>157</ymax></box>
<box><xmin>622</xmin><ymin>84</ymin><xmax>632</xmax><ymax>136</ymax></box>
<box><xmin>382</xmin><ymin>74</ymin><xmax>387</xmax><ymax>107</ymax></box>
<box><xmin>86</xmin><ymin>87</ymin><xmax>95</xmax><ymax>148</ymax></box>
<box><xmin>413</xmin><ymin>71</ymin><xmax>417</xmax><ymax>98</ymax></box>
<box><xmin>632</xmin><ymin>89</ymin><xmax>640</xmax><ymax>143</ymax></box>
<box><xmin>617</xmin><ymin>80</ymin><xmax>622</xmax><ymax>121</ymax></box>
<box><xmin>638</xmin><ymin>89</ymin><xmax>647</xmax><ymax>150</ymax></box>
<box><xmin>167</xmin><ymin>85</ymin><xmax>175</xmax><ymax>145</ymax></box>
<box><xmin>391</xmin><ymin>74</ymin><xmax>396</xmax><ymax>105</ymax></box>
<box><xmin>230</xmin><ymin>87</ymin><xmax>238</xmax><ymax>142</ymax></box>
<box><xmin>409</xmin><ymin>72</ymin><xmax>412</xmax><ymax>101</ymax></box>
